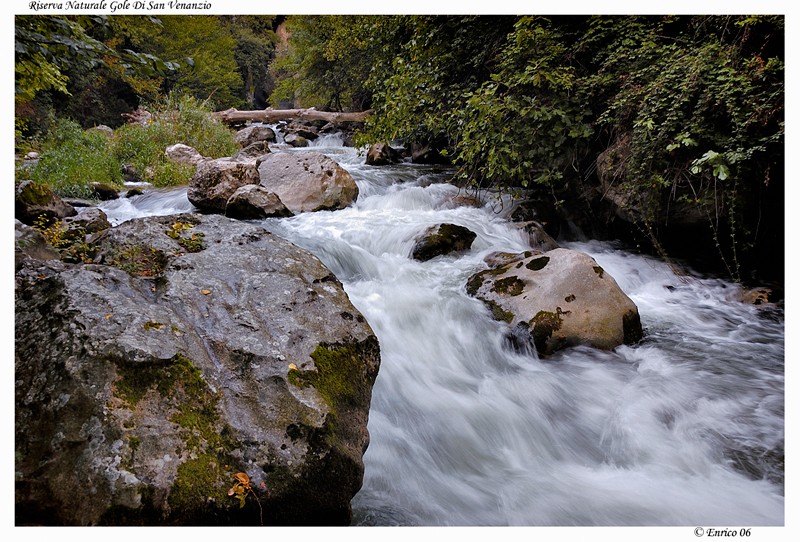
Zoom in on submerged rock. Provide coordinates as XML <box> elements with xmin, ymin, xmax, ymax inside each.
<box><xmin>15</xmin><ymin>213</ymin><xmax>380</xmax><ymax>526</ymax></box>
<box><xmin>411</xmin><ymin>223</ymin><xmax>477</xmax><ymax>261</ymax></box>
<box><xmin>466</xmin><ymin>248</ymin><xmax>642</xmax><ymax>356</ymax></box>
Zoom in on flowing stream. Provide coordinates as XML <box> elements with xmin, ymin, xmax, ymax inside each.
<box><xmin>99</xmin><ymin>136</ymin><xmax>784</xmax><ymax>526</ymax></box>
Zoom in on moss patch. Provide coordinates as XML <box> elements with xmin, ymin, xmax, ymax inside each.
<box><xmin>167</xmin><ymin>454</ymin><xmax>229</xmax><ymax>514</ymax></box>
<box><xmin>484</xmin><ymin>299</ymin><xmax>514</xmax><ymax>323</ymax></box>
<box><xmin>526</xmin><ymin>256</ymin><xmax>550</xmax><ymax>271</ymax></box>
<box><xmin>287</xmin><ymin>336</ymin><xmax>379</xmax><ymax>444</ymax></box>
<box><xmin>166</xmin><ymin>221</ymin><xmax>205</xmax><ymax>253</ymax></box>
<box><xmin>466</xmin><ymin>272</ymin><xmax>487</xmax><ymax>296</ymax></box>
<box><xmin>492</xmin><ymin>276</ymin><xmax>525</xmax><ymax>296</ymax></box>
<box><xmin>593</xmin><ymin>265</ymin><xmax>605</xmax><ymax>278</ymax></box>
<box><xmin>114</xmin><ymin>353</ymin><xmax>225</xmax><ymax>449</ymax></box>
<box><xmin>17</xmin><ymin>181</ymin><xmax>55</xmax><ymax>206</ymax></box>
<box><xmin>530</xmin><ymin>310</ymin><xmax>563</xmax><ymax>355</ymax></box>
<box><xmin>466</xmin><ymin>265</ymin><xmax>513</xmax><ymax>296</ymax></box>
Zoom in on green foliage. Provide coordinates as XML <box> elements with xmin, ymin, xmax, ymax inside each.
<box><xmin>451</xmin><ymin>17</ymin><xmax>591</xmax><ymax>192</ymax></box>
<box><xmin>113</xmin><ymin>93</ymin><xmax>238</xmax><ymax>187</ymax></box>
<box><xmin>270</xmin><ymin>15</ymin><xmax>402</xmax><ymax>110</ymax></box>
<box><xmin>15</xmin><ymin>15</ymin><xmax>186</xmax><ymax>136</ymax></box>
<box><xmin>29</xmin><ymin>94</ymin><xmax>238</xmax><ymax>197</ymax></box>
<box><xmin>30</xmin><ymin>118</ymin><xmax>121</xmax><ymax>198</ymax></box>
<box><xmin>138</xmin><ymin>16</ymin><xmax>243</xmax><ymax>108</ymax></box>
<box><xmin>222</xmin><ymin>16</ymin><xmax>278</xmax><ymax>107</ymax></box>
<box><xmin>32</xmin><ymin>215</ymin><xmax>94</xmax><ymax>264</ymax></box>
<box><xmin>166</xmin><ymin>221</ymin><xmax>206</xmax><ymax>253</ymax></box>
<box><xmin>580</xmin><ymin>15</ymin><xmax>784</xmax><ymax>280</ymax></box>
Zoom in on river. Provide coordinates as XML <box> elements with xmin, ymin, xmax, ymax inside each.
<box><xmin>99</xmin><ymin>134</ymin><xmax>785</xmax><ymax>527</ymax></box>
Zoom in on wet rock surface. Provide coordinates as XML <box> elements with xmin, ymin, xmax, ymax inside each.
<box><xmin>15</xmin><ymin>213</ymin><xmax>380</xmax><ymax>526</ymax></box>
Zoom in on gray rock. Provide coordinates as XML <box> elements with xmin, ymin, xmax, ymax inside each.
<box><xmin>15</xmin><ymin>213</ymin><xmax>380</xmax><ymax>526</ymax></box>
<box><xmin>513</xmin><ymin>221</ymin><xmax>559</xmax><ymax>252</ymax></box>
<box><xmin>283</xmin><ymin>121</ymin><xmax>319</xmax><ymax>140</ymax></box>
<box><xmin>411</xmin><ymin>223</ymin><xmax>477</xmax><ymax>261</ymax></box>
<box><xmin>466</xmin><ymin>248</ymin><xmax>643</xmax><ymax>356</ymax></box>
<box><xmin>87</xmin><ymin>125</ymin><xmax>114</xmax><ymax>137</ymax></box>
<box><xmin>231</xmin><ymin>141</ymin><xmax>271</xmax><ymax>162</ymax></box>
<box><xmin>14</xmin><ymin>219</ymin><xmax>60</xmax><ymax>270</ymax></box>
<box><xmin>235</xmin><ymin>125</ymin><xmax>276</xmax><ymax>147</ymax></box>
<box><xmin>187</xmin><ymin>158</ymin><xmax>259</xmax><ymax>212</ymax></box>
<box><xmin>165</xmin><ymin>144</ymin><xmax>207</xmax><ymax>165</ymax></box>
<box><xmin>225</xmin><ymin>185</ymin><xmax>293</xmax><ymax>219</ymax></box>
<box><xmin>257</xmin><ymin>152</ymin><xmax>358</xmax><ymax>213</ymax></box>
<box><xmin>284</xmin><ymin>133</ymin><xmax>309</xmax><ymax>148</ymax></box>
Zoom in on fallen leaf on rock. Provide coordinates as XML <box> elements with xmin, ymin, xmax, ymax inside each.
<box><xmin>201</xmin><ymin>289</ymin><xmax>211</xmax><ymax>295</ymax></box>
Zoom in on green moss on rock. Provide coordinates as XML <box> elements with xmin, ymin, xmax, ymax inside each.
<box><xmin>530</xmin><ymin>310</ymin><xmax>563</xmax><ymax>355</ymax></box>
<box><xmin>168</xmin><ymin>454</ymin><xmax>229</xmax><ymax>515</ymax></box>
<box><xmin>526</xmin><ymin>256</ymin><xmax>550</xmax><ymax>271</ymax></box>
<box><xmin>484</xmin><ymin>299</ymin><xmax>515</xmax><ymax>323</ymax></box>
<box><xmin>492</xmin><ymin>276</ymin><xmax>525</xmax><ymax>296</ymax></box>
<box><xmin>18</xmin><ymin>181</ymin><xmax>55</xmax><ymax>206</ymax></box>
<box><xmin>289</xmin><ymin>337</ymin><xmax>379</xmax><ymax>423</ymax></box>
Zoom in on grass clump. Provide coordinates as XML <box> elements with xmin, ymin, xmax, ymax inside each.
<box><xmin>25</xmin><ymin>93</ymin><xmax>239</xmax><ymax>197</ymax></box>
<box><xmin>29</xmin><ymin>119</ymin><xmax>121</xmax><ymax>199</ymax></box>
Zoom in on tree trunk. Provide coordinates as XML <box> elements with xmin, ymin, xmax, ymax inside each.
<box><xmin>214</xmin><ymin>107</ymin><xmax>373</xmax><ymax>125</ymax></box>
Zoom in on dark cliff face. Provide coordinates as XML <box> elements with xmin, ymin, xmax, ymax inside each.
<box><xmin>15</xmin><ymin>213</ymin><xmax>380</xmax><ymax>526</ymax></box>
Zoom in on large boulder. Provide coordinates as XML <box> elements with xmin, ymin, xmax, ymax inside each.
<box><xmin>15</xmin><ymin>180</ymin><xmax>77</xmax><ymax>225</ymax></box>
<box><xmin>257</xmin><ymin>152</ymin><xmax>359</xmax><ymax>213</ymax></box>
<box><xmin>187</xmin><ymin>158</ymin><xmax>260</xmax><ymax>212</ymax></box>
<box><xmin>234</xmin><ymin>125</ymin><xmax>276</xmax><ymax>147</ymax></box>
<box><xmin>15</xmin><ymin>213</ymin><xmax>380</xmax><ymax>526</ymax></box>
<box><xmin>411</xmin><ymin>223</ymin><xmax>477</xmax><ymax>261</ymax></box>
<box><xmin>466</xmin><ymin>248</ymin><xmax>642</xmax><ymax>356</ymax></box>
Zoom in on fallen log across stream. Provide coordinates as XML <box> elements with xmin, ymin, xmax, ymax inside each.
<box><xmin>214</xmin><ymin>107</ymin><xmax>373</xmax><ymax>125</ymax></box>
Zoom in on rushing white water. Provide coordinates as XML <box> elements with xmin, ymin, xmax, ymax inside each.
<box><xmin>99</xmin><ymin>136</ymin><xmax>784</xmax><ymax>527</ymax></box>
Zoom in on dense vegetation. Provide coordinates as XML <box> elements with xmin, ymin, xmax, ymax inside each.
<box><xmin>15</xmin><ymin>15</ymin><xmax>784</xmax><ymax>285</ymax></box>
<box><xmin>271</xmin><ymin>15</ymin><xmax>784</xmax><ymax>285</ymax></box>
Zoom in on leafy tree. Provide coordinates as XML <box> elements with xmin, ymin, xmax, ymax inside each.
<box><xmin>132</xmin><ymin>16</ymin><xmax>243</xmax><ymax>109</ymax></box>
<box><xmin>221</xmin><ymin>16</ymin><xmax>278</xmax><ymax>108</ymax></box>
